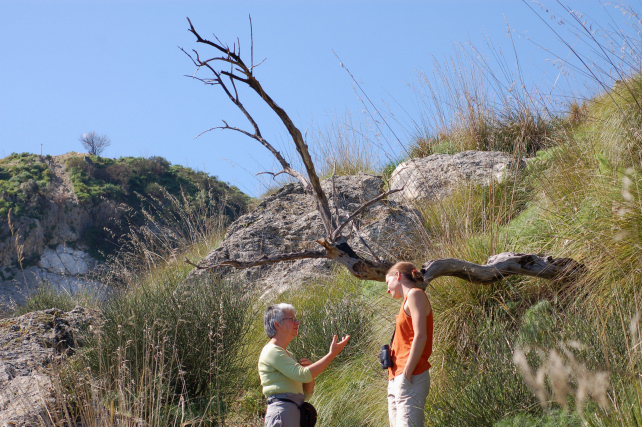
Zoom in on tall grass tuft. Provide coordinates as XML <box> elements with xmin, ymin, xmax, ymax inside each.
<box><xmin>44</xmin><ymin>272</ymin><xmax>256</xmax><ymax>426</ymax></box>
<box><xmin>96</xmin><ymin>272</ymin><xmax>256</xmax><ymax>423</ymax></box>
<box><xmin>97</xmin><ymin>186</ymin><xmax>230</xmax><ymax>288</ymax></box>
<box><xmin>12</xmin><ymin>283</ymin><xmax>90</xmax><ymax>316</ymax></box>
<box><xmin>588</xmin><ymin>75</ymin><xmax>642</xmax><ymax>167</ymax></box>
<box><xmin>408</xmin><ymin>43</ymin><xmax>559</xmax><ymax>159</ymax></box>
<box><xmin>426</xmin><ymin>307</ymin><xmax>539</xmax><ymax>426</ymax></box>
<box><xmin>310</xmin><ymin>112</ymin><xmax>382</xmax><ymax>178</ymax></box>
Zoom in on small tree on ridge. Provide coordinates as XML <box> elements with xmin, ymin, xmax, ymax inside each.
<box><xmin>79</xmin><ymin>131</ymin><xmax>111</xmax><ymax>156</ymax></box>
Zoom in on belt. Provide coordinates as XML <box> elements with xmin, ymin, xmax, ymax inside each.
<box><xmin>267</xmin><ymin>396</ymin><xmax>302</xmax><ymax>406</ymax></box>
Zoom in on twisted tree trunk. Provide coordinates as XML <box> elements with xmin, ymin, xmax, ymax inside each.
<box><xmin>183</xmin><ymin>19</ymin><xmax>584</xmax><ymax>286</ymax></box>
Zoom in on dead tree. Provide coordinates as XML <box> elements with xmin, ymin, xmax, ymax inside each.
<box><xmin>79</xmin><ymin>131</ymin><xmax>111</xmax><ymax>156</ymax></box>
<box><xmin>182</xmin><ymin>18</ymin><xmax>583</xmax><ymax>285</ymax></box>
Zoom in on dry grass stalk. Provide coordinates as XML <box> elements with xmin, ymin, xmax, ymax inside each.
<box><xmin>513</xmin><ymin>341</ymin><xmax>611</xmax><ymax>413</ymax></box>
<box><xmin>310</xmin><ymin>112</ymin><xmax>382</xmax><ymax>178</ymax></box>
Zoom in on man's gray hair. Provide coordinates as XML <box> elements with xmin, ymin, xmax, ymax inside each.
<box><xmin>264</xmin><ymin>303</ymin><xmax>296</xmax><ymax>338</ymax></box>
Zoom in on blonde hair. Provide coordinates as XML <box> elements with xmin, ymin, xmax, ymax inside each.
<box><xmin>387</xmin><ymin>262</ymin><xmax>426</xmax><ymax>291</ymax></box>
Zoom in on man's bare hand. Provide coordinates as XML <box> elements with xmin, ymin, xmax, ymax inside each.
<box><xmin>299</xmin><ymin>358</ymin><xmax>312</xmax><ymax>367</ymax></box>
<box><xmin>329</xmin><ymin>334</ymin><xmax>350</xmax><ymax>356</ymax></box>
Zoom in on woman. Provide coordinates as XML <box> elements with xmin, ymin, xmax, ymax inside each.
<box><xmin>259</xmin><ymin>303</ymin><xmax>350</xmax><ymax>426</ymax></box>
<box><xmin>385</xmin><ymin>262</ymin><xmax>433</xmax><ymax>427</ymax></box>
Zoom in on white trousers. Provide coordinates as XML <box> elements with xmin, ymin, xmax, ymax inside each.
<box><xmin>387</xmin><ymin>370</ymin><xmax>430</xmax><ymax>427</ymax></box>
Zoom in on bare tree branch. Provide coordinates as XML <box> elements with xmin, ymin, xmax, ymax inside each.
<box><xmin>421</xmin><ymin>252</ymin><xmax>585</xmax><ymax>284</ymax></box>
<box><xmin>182</xmin><ymin>27</ymin><xmax>313</xmax><ymax>194</ymax></box>
<box><xmin>186</xmin><ymin>17</ymin><xmax>335</xmax><ymax>235</ymax></box>
<box><xmin>256</xmin><ymin>170</ymin><xmax>290</xmax><ymax>179</ymax></box>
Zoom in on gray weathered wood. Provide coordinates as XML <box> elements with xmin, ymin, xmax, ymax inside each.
<box><xmin>421</xmin><ymin>252</ymin><xmax>584</xmax><ymax>284</ymax></box>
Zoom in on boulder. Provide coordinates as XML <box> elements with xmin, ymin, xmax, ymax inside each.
<box><xmin>0</xmin><ymin>198</ymin><xmax>105</xmax><ymax>314</ymax></box>
<box><xmin>190</xmin><ymin>173</ymin><xmax>423</xmax><ymax>294</ymax></box>
<box><xmin>0</xmin><ymin>247</ymin><xmax>105</xmax><ymax>316</ymax></box>
<box><xmin>0</xmin><ymin>307</ymin><xmax>97</xmax><ymax>427</ymax></box>
<box><xmin>389</xmin><ymin>151</ymin><xmax>526</xmax><ymax>204</ymax></box>
<box><xmin>39</xmin><ymin>245</ymin><xmax>95</xmax><ymax>276</ymax></box>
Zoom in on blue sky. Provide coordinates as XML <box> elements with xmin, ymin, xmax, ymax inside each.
<box><xmin>0</xmin><ymin>1</ymin><xmax>626</xmax><ymax>197</ymax></box>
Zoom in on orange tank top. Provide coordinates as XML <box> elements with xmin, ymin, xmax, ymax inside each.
<box><xmin>388</xmin><ymin>290</ymin><xmax>433</xmax><ymax>380</ymax></box>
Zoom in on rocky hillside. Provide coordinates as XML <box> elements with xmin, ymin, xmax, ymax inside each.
<box><xmin>0</xmin><ymin>307</ymin><xmax>97</xmax><ymax>426</ymax></box>
<box><xmin>0</xmin><ymin>152</ymin><xmax>250</xmax><ymax>313</ymax></box>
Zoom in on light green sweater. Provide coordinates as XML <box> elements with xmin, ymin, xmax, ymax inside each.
<box><xmin>258</xmin><ymin>342</ymin><xmax>313</xmax><ymax>397</ymax></box>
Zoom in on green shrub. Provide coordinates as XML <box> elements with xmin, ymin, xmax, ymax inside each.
<box><xmin>12</xmin><ymin>283</ymin><xmax>77</xmax><ymax>316</ymax></box>
<box><xmin>62</xmin><ymin>154</ymin><xmax>250</xmax><ymax>259</ymax></box>
<box><xmin>381</xmin><ymin>157</ymin><xmax>405</xmax><ymax>181</ymax></box>
<box><xmin>64</xmin><ymin>154</ymin><xmax>249</xmax><ymax>214</ymax></box>
<box><xmin>0</xmin><ymin>153</ymin><xmax>51</xmax><ymax>218</ymax></box>
<box><xmin>408</xmin><ymin>134</ymin><xmax>458</xmax><ymax>158</ymax></box>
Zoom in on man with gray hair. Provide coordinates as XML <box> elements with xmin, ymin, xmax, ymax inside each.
<box><xmin>259</xmin><ymin>303</ymin><xmax>350</xmax><ymax>426</ymax></box>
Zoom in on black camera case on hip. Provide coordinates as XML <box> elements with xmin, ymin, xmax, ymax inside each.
<box><xmin>379</xmin><ymin>344</ymin><xmax>392</xmax><ymax>369</ymax></box>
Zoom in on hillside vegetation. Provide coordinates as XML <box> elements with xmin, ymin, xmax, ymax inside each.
<box><xmin>0</xmin><ymin>153</ymin><xmax>53</xmax><ymax>218</ymax></box>
<box><xmin>0</xmin><ymin>153</ymin><xmax>249</xmax><ymax>261</ymax></box>
<box><xmin>13</xmin><ymin>4</ymin><xmax>642</xmax><ymax>426</ymax></box>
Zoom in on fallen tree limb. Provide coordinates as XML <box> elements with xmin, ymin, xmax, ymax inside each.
<box><xmin>192</xmin><ymin>248</ymin><xmax>584</xmax><ymax>285</ymax></box>
<box><xmin>421</xmin><ymin>252</ymin><xmax>585</xmax><ymax>284</ymax></box>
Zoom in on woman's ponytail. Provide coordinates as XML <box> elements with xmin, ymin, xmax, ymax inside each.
<box><xmin>411</xmin><ymin>268</ymin><xmax>427</xmax><ymax>291</ymax></box>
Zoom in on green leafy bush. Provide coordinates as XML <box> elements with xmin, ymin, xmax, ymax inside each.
<box><xmin>0</xmin><ymin>153</ymin><xmax>52</xmax><ymax>218</ymax></box>
<box><xmin>64</xmin><ymin>154</ymin><xmax>248</xmax><ymax>214</ymax></box>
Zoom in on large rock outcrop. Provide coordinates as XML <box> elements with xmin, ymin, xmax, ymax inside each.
<box><xmin>0</xmin><ymin>307</ymin><xmax>97</xmax><ymax>427</ymax></box>
<box><xmin>389</xmin><ymin>151</ymin><xmax>526</xmax><ymax>204</ymax></box>
<box><xmin>190</xmin><ymin>151</ymin><xmax>526</xmax><ymax>293</ymax></box>
<box><xmin>191</xmin><ymin>173</ymin><xmax>424</xmax><ymax>294</ymax></box>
